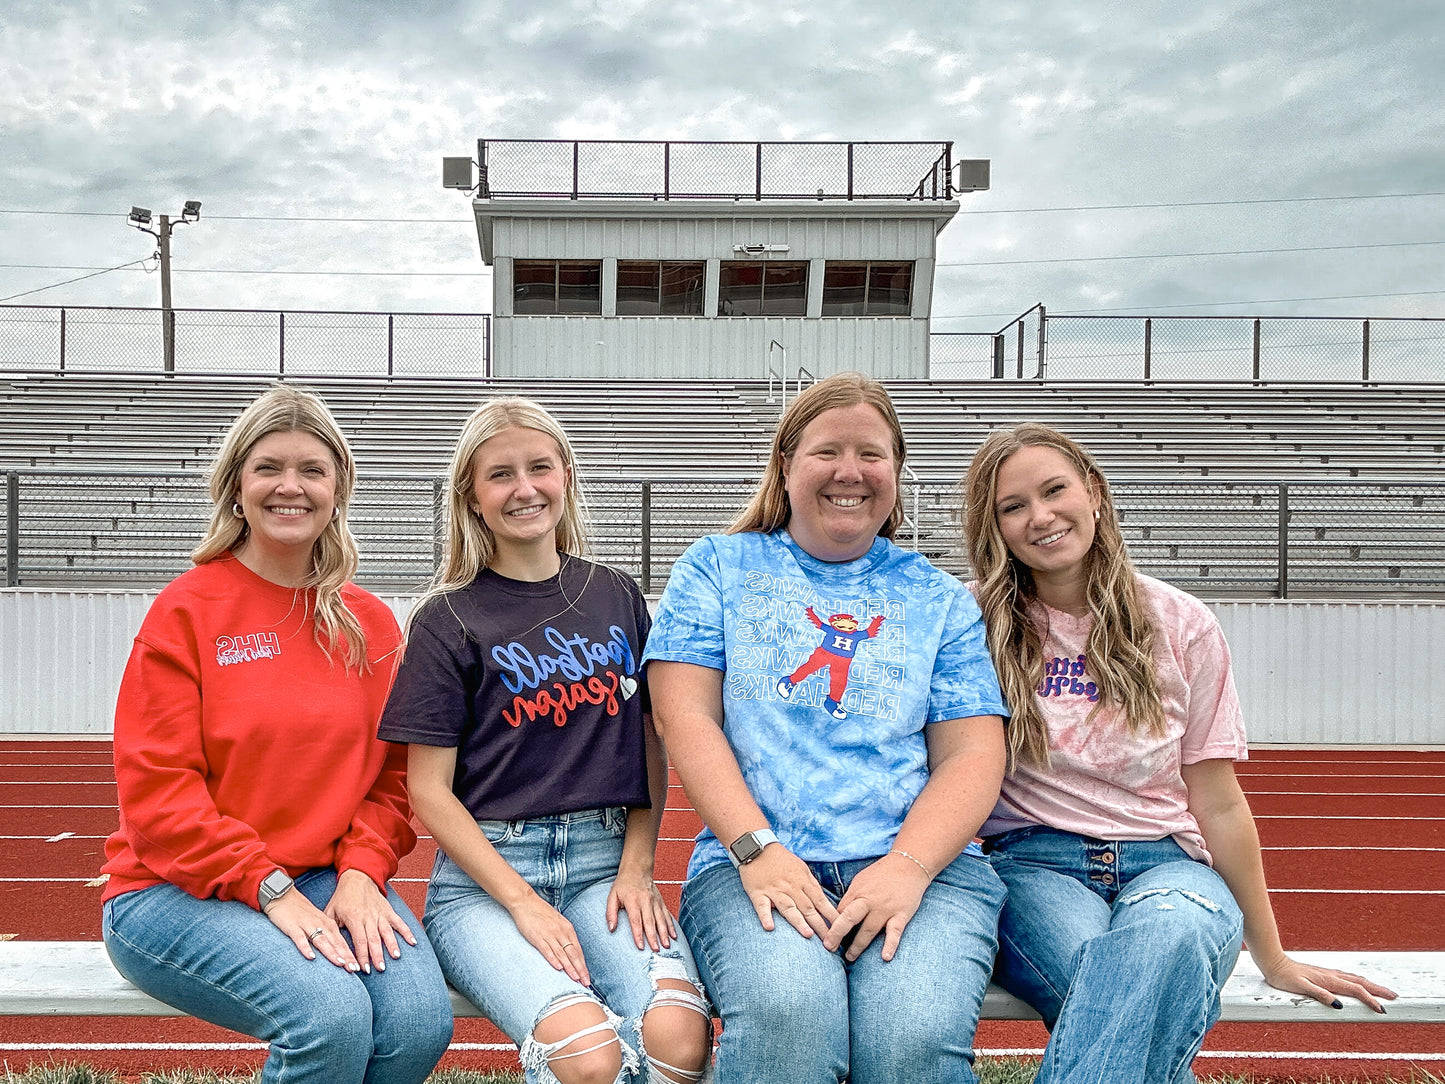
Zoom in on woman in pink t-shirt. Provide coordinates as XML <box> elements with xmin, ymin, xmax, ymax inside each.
<box><xmin>961</xmin><ymin>422</ymin><xmax>1394</xmax><ymax>1083</ymax></box>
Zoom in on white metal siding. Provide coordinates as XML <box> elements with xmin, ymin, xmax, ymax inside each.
<box><xmin>493</xmin><ymin>316</ymin><xmax>929</xmax><ymax>379</ymax></box>
<box><xmin>4</xmin><ymin>593</ymin><xmax>1443</xmax><ymax>742</ymax></box>
<box><xmin>489</xmin><ymin>215</ymin><xmax>941</xmax><ymax>263</ymax></box>
<box><xmin>1211</xmin><ymin>600</ymin><xmax>1445</xmax><ymax>745</ymax></box>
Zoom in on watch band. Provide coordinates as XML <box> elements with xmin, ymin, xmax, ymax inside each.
<box><xmin>727</xmin><ymin>828</ymin><xmax>778</xmax><ymax>868</ymax></box>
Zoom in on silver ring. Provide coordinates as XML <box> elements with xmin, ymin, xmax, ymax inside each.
<box><xmin>307</xmin><ymin>927</ymin><xmax>325</xmax><ymax>942</ymax></box>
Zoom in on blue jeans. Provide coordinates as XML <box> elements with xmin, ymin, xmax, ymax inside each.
<box><xmin>102</xmin><ymin>869</ymin><xmax>453</xmax><ymax>1084</ymax></box>
<box><xmin>987</xmin><ymin>827</ymin><xmax>1245</xmax><ymax>1084</ymax></box>
<box><xmin>423</xmin><ymin>807</ymin><xmax>708</xmax><ymax>1084</ymax></box>
<box><xmin>679</xmin><ymin>851</ymin><xmax>1005</xmax><ymax>1084</ymax></box>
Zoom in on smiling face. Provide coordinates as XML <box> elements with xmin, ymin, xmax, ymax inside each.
<box><xmin>782</xmin><ymin>402</ymin><xmax>898</xmax><ymax>563</ymax></box>
<box><xmin>469</xmin><ymin>425</ymin><xmax>569</xmax><ymax>562</ymax></box>
<box><xmin>993</xmin><ymin>443</ymin><xmax>1102</xmax><ymax>587</ymax></box>
<box><xmin>234</xmin><ymin>430</ymin><xmax>338</xmax><ymax>570</ymax></box>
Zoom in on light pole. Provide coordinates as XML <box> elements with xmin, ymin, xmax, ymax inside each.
<box><xmin>128</xmin><ymin>200</ymin><xmax>201</xmax><ymax>373</ymax></box>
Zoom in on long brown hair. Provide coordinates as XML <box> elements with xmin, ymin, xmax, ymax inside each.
<box><xmin>193</xmin><ymin>383</ymin><xmax>369</xmax><ymax>670</ymax></box>
<box><xmin>961</xmin><ymin>422</ymin><xmax>1163</xmax><ymax>768</ymax></box>
<box><xmin>729</xmin><ymin>371</ymin><xmax>906</xmax><ymax>538</ymax></box>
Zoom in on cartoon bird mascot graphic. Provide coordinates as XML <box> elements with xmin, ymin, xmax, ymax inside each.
<box><xmin>776</xmin><ymin>605</ymin><xmax>885</xmax><ymax>720</ymax></box>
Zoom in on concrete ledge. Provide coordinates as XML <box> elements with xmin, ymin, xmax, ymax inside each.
<box><xmin>2</xmin><ymin>942</ymin><xmax>1440</xmax><ymax>1023</ymax></box>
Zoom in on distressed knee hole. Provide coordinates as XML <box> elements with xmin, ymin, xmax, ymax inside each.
<box><xmin>520</xmin><ymin>992</ymin><xmax>637</xmax><ymax>1084</ymax></box>
<box><xmin>638</xmin><ymin>955</ymin><xmax>712</xmax><ymax>1084</ymax></box>
<box><xmin>1118</xmin><ymin>886</ymin><xmax>1224</xmax><ymax>913</ymax></box>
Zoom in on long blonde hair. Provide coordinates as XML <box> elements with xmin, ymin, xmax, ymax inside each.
<box><xmin>410</xmin><ymin>397</ymin><xmax>588</xmax><ymax>626</ymax></box>
<box><xmin>961</xmin><ymin>423</ymin><xmax>1163</xmax><ymax>768</ymax></box>
<box><xmin>729</xmin><ymin>371</ymin><xmax>906</xmax><ymax>537</ymax></box>
<box><xmin>193</xmin><ymin>383</ymin><xmax>368</xmax><ymax>669</ymax></box>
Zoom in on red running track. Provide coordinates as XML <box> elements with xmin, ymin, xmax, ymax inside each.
<box><xmin>1</xmin><ymin>741</ymin><xmax>1441</xmax><ymax>1081</ymax></box>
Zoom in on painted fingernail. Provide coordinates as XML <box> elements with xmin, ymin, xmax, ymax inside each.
<box><xmin>1376</xmin><ymin>1005</ymin><xmax>1387</xmax><ymax>1015</ymax></box>
<box><xmin>376</xmin><ymin>961</ymin><xmax>385</xmax><ymax>972</ymax></box>
<box><xmin>1331</xmin><ymin>999</ymin><xmax>1344</xmax><ymax>1010</ymax></box>
<box><xmin>362</xmin><ymin>964</ymin><xmax>371</xmax><ymax>974</ymax></box>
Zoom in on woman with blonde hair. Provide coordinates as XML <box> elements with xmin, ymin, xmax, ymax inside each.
<box><xmin>102</xmin><ymin>383</ymin><xmax>454</xmax><ymax>1084</ymax></box>
<box><xmin>645</xmin><ymin>372</ymin><xmax>1009</xmax><ymax>1084</ymax></box>
<box><xmin>378</xmin><ymin>397</ymin><xmax>711</xmax><ymax>1084</ymax></box>
<box><xmin>962</xmin><ymin>421</ymin><xmax>1394</xmax><ymax>1083</ymax></box>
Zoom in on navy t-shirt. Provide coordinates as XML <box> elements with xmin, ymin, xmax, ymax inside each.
<box><xmin>378</xmin><ymin>558</ymin><xmax>652</xmax><ymax>820</ymax></box>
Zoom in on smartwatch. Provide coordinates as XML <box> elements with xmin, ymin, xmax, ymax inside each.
<box><xmin>257</xmin><ymin>868</ymin><xmax>294</xmax><ymax>912</ymax></box>
<box><xmin>727</xmin><ymin>828</ymin><xmax>778</xmax><ymax>868</ymax></box>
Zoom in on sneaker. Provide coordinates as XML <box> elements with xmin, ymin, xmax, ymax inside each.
<box><xmin>776</xmin><ymin>677</ymin><xmax>794</xmax><ymax>700</ymax></box>
<box><xmin>825</xmin><ymin>698</ymin><xmax>848</xmax><ymax>720</ymax></box>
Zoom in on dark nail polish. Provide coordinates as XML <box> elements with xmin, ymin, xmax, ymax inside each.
<box><xmin>1331</xmin><ymin>999</ymin><xmax>1344</xmax><ymax>1010</ymax></box>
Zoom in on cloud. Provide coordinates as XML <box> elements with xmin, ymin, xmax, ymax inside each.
<box><xmin>1</xmin><ymin>0</ymin><xmax>1441</xmax><ymax>322</ymax></box>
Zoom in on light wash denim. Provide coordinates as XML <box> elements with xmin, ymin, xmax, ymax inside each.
<box><xmin>102</xmin><ymin>868</ymin><xmax>453</xmax><ymax>1084</ymax></box>
<box><xmin>986</xmin><ymin>826</ymin><xmax>1245</xmax><ymax>1084</ymax></box>
<box><xmin>423</xmin><ymin>807</ymin><xmax>708</xmax><ymax>1084</ymax></box>
<box><xmin>678</xmin><ymin>851</ymin><xmax>1005</xmax><ymax>1084</ymax></box>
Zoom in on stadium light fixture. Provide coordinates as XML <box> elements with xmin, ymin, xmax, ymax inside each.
<box><xmin>125</xmin><ymin>198</ymin><xmax>204</xmax><ymax>373</ymax></box>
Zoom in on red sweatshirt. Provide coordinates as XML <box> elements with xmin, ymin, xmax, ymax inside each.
<box><xmin>102</xmin><ymin>555</ymin><xmax>412</xmax><ymax>909</ymax></box>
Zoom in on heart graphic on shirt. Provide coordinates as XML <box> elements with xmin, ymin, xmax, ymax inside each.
<box><xmin>620</xmin><ymin>675</ymin><xmax>639</xmax><ymax>700</ymax></box>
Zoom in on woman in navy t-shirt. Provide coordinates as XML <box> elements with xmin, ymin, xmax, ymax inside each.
<box><xmin>378</xmin><ymin>398</ymin><xmax>710</xmax><ymax>1084</ymax></box>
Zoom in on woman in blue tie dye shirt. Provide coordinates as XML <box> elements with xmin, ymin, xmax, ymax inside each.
<box><xmin>645</xmin><ymin>373</ymin><xmax>1010</xmax><ymax>1084</ymax></box>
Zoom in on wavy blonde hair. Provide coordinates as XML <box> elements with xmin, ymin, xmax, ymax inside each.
<box><xmin>729</xmin><ymin>371</ymin><xmax>906</xmax><ymax>538</ymax></box>
<box><xmin>961</xmin><ymin>423</ymin><xmax>1163</xmax><ymax>768</ymax></box>
<box><xmin>193</xmin><ymin>383</ymin><xmax>368</xmax><ymax>670</ymax></box>
<box><xmin>409</xmin><ymin>397</ymin><xmax>588</xmax><ymax>628</ymax></box>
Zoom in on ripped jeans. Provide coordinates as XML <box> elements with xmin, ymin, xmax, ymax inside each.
<box><xmin>986</xmin><ymin>827</ymin><xmax>1244</xmax><ymax>1084</ymax></box>
<box><xmin>424</xmin><ymin>808</ymin><xmax>710</xmax><ymax>1084</ymax></box>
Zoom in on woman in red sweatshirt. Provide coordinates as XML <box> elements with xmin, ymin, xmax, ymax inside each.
<box><xmin>101</xmin><ymin>384</ymin><xmax>453</xmax><ymax>1084</ymax></box>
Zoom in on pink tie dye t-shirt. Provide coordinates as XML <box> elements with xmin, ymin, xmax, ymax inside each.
<box><xmin>979</xmin><ymin>575</ymin><xmax>1248</xmax><ymax>863</ymax></box>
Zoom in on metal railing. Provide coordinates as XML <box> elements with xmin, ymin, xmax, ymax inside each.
<box><xmin>0</xmin><ymin>306</ymin><xmax>491</xmax><ymax>377</ymax></box>
<box><xmin>931</xmin><ymin>310</ymin><xmax>1445</xmax><ymax>382</ymax></box>
<box><xmin>476</xmin><ymin>139</ymin><xmax>958</xmax><ymax>201</ymax></box>
<box><xmin>5</xmin><ymin>304</ymin><xmax>1443</xmax><ymax>382</ymax></box>
<box><xmin>4</xmin><ymin>470</ymin><xmax>1444</xmax><ymax>599</ymax></box>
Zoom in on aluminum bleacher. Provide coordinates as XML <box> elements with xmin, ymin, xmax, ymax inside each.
<box><xmin>4</xmin><ymin>373</ymin><xmax>1445</xmax><ymax>595</ymax></box>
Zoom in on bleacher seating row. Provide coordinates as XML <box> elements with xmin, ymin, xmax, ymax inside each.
<box><xmin>4</xmin><ymin>372</ymin><xmax>1445</xmax><ymax>595</ymax></box>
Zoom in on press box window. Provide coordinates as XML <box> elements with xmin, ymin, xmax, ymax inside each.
<box><xmin>718</xmin><ymin>261</ymin><xmax>808</xmax><ymax>316</ymax></box>
<box><xmin>821</xmin><ymin>262</ymin><xmax>914</xmax><ymax>316</ymax></box>
<box><xmin>617</xmin><ymin>261</ymin><xmax>705</xmax><ymax>315</ymax></box>
<box><xmin>513</xmin><ymin>260</ymin><xmax>602</xmax><ymax>315</ymax></box>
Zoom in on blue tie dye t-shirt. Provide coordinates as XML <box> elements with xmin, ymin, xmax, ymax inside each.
<box><xmin>643</xmin><ymin>530</ymin><xmax>1008</xmax><ymax>879</ymax></box>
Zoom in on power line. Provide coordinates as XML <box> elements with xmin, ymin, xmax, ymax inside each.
<box><xmin>937</xmin><ymin>239</ymin><xmax>1445</xmax><ymax>268</ymax></box>
<box><xmin>3</xmin><ymin>188</ymin><xmax>1445</xmax><ymax>222</ymax></box>
<box><xmin>934</xmin><ymin>288</ymin><xmax>1445</xmax><ymax>322</ymax></box>
<box><xmin>0</xmin><ymin>264</ymin><xmax>488</xmax><ymax>277</ymax></box>
<box><xmin>0</xmin><ymin>259</ymin><xmax>154</xmax><ymax>304</ymax></box>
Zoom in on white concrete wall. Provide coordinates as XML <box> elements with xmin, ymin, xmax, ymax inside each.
<box><xmin>4</xmin><ymin>590</ymin><xmax>1442</xmax><ymax>743</ymax></box>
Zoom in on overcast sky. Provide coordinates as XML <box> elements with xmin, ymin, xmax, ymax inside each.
<box><xmin>2</xmin><ymin>0</ymin><xmax>1442</xmax><ymax>331</ymax></box>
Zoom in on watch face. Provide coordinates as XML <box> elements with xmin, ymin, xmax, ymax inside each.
<box><xmin>733</xmin><ymin>833</ymin><xmax>763</xmax><ymax>863</ymax></box>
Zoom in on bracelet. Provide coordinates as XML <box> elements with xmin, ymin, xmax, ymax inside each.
<box><xmin>889</xmin><ymin>848</ymin><xmax>934</xmax><ymax>878</ymax></box>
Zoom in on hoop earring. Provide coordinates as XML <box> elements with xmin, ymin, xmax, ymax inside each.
<box><xmin>332</xmin><ymin>506</ymin><xmax>340</xmax><ymax>520</ymax></box>
<box><xmin>1094</xmin><ymin>509</ymin><xmax>1101</xmax><ymax>521</ymax></box>
<box><xmin>231</xmin><ymin>502</ymin><xmax>245</xmax><ymax>520</ymax></box>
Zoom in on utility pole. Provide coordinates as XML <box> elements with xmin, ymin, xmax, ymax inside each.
<box><xmin>128</xmin><ymin>201</ymin><xmax>201</xmax><ymax>373</ymax></box>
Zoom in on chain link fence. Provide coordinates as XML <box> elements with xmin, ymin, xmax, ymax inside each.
<box><xmin>6</xmin><ymin>304</ymin><xmax>1443</xmax><ymax>382</ymax></box>
<box><xmin>1037</xmin><ymin>315</ymin><xmax>1445</xmax><ymax>382</ymax></box>
<box><xmin>0</xmin><ymin>306</ymin><xmax>490</xmax><ymax>377</ymax></box>
<box><xmin>477</xmin><ymin>139</ymin><xmax>955</xmax><ymax>200</ymax></box>
<box><xmin>5</xmin><ymin>470</ymin><xmax>1444</xmax><ymax>598</ymax></box>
